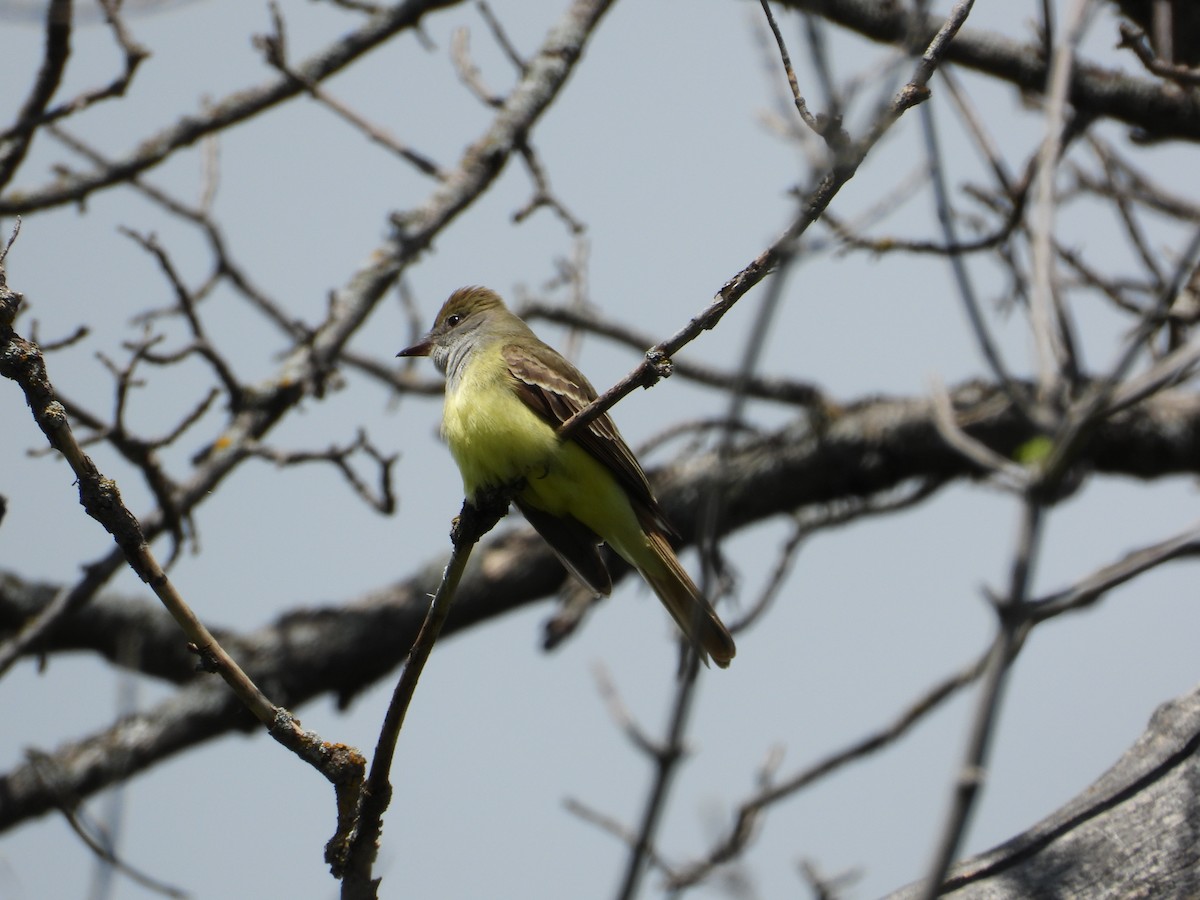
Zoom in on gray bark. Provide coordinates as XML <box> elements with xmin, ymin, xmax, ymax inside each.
<box><xmin>888</xmin><ymin>685</ymin><xmax>1200</xmax><ymax>898</ymax></box>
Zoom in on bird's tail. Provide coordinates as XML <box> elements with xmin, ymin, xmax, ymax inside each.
<box><xmin>637</xmin><ymin>531</ymin><xmax>736</xmax><ymax>668</ymax></box>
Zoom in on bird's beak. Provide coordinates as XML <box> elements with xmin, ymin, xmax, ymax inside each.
<box><xmin>397</xmin><ymin>337</ymin><xmax>433</xmax><ymax>358</ymax></box>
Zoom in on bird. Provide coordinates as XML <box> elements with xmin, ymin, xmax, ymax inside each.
<box><xmin>398</xmin><ymin>286</ymin><xmax>736</xmax><ymax>667</ymax></box>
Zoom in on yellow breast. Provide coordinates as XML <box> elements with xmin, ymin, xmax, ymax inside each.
<box><xmin>440</xmin><ymin>348</ymin><xmax>641</xmax><ymax>552</ymax></box>
<box><xmin>442</xmin><ymin>357</ymin><xmax>559</xmax><ymax>499</ymax></box>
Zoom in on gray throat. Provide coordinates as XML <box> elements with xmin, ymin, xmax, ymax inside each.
<box><xmin>435</xmin><ymin>329</ymin><xmax>486</xmax><ymax>392</ymax></box>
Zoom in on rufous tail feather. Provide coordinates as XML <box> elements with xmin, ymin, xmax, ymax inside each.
<box><xmin>640</xmin><ymin>531</ymin><xmax>736</xmax><ymax>668</ymax></box>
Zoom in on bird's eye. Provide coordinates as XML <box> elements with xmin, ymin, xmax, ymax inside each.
<box><xmin>446</xmin><ymin>314</ymin><xmax>462</xmax><ymax>327</ymax></box>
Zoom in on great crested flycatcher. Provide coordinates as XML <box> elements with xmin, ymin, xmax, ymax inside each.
<box><xmin>398</xmin><ymin>286</ymin><xmax>736</xmax><ymax>668</ymax></box>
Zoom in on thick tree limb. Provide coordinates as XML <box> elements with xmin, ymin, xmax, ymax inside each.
<box><xmin>3</xmin><ymin>381</ymin><xmax>1199</xmax><ymax>832</ymax></box>
<box><xmin>4</xmin><ymin>379</ymin><xmax>1199</xmax><ymax>679</ymax></box>
<box><xmin>887</xmin><ymin>682</ymin><xmax>1200</xmax><ymax>899</ymax></box>
<box><xmin>780</xmin><ymin>0</ymin><xmax>1200</xmax><ymax>142</ymax></box>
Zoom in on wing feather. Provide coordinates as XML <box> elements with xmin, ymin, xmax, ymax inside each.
<box><xmin>515</xmin><ymin>498</ymin><xmax>612</xmax><ymax>596</ymax></box>
<box><xmin>502</xmin><ymin>342</ymin><xmax>673</xmax><ymax>532</ymax></box>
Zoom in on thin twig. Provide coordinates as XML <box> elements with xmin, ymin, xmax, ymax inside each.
<box><xmin>929</xmin><ymin>378</ymin><xmax>1027</xmax><ymax>491</ymax></box>
<box><xmin>916</xmin><ymin>496</ymin><xmax>1043</xmax><ymax>899</ymax></box>
<box><xmin>613</xmin><ymin>653</ymin><xmax>703</xmax><ymax>900</ymax></box>
<box><xmin>1117</xmin><ymin>21</ymin><xmax>1200</xmax><ymax>86</ymax></box>
<box><xmin>0</xmin><ymin>0</ymin><xmax>148</xmax><ymax>154</ymax></box>
<box><xmin>243</xmin><ymin>431</ymin><xmax>398</xmax><ymax>515</ymax></box>
<box><xmin>0</xmin><ymin>254</ymin><xmax>367</xmax><ymax>829</ymax></box>
<box><xmin>1028</xmin><ymin>521</ymin><xmax>1200</xmax><ymax>624</ymax></box>
<box><xmin>0</xmin><ymin>0</ymin><xmax>72</xmax><ymax>191</ymax></box>
<box><xmin>591</xmin><ymin>663</ymin><xmax>663</xmax><ymax>759</ymax></box>
<box><xmin>558</xmin><ymin>0</ymin><xmax>977</xmax><ymax>446</ymax></box>
<box><xmin>759</xmin><ymin>0</ymin><xmax>824</xmax><ymax>136</ymax></box>
<box><xmin>731</xmin><ymin>479</ymin><xmax>946</xmax><ymax>633</ymax></box>
<box><xmin>335</xmin><ymin>491</ymin><xmax>509</xmax><ymax>887</ymax></box>
<box><xmin>670</xmin><ymin>645</ymin><xmax>994</xmax><ymax>888</ymax></box>
<box><xmin>0</xmin><ymin>1</ymin><xmax>429</xmax><ymax>214</ymax></box>
<box><xmin>1029</xmin><ymin>0</ymin><xmax>1094</xmax><ymax>394</ymax></box>
<box><xmin>522</xmin><ymin>301</ymin><xmax>827</xmax><ymax>409</ymax></box>
<box><xmin>257</xmin><ymin>3</ymin><xmax>446</xmax><ymax>178</ymax></box>
<box><xmin>919</xmin><ymin>100</ymin><xmax>1030</xmax><ymax>420</ymax></box>
<box><xmin>477</xmin><ymin>1</ymin><xmax>527</xmax><ymax>73</ymax></box>
<box><xmin>563</xmin><ymin>797</ymin><xmax>679</xmax><ymax>878</ymax></box>
<box><xmin>28</xmin><ymin>752</ymin><xmax>189</xmax><ymax>899</ymax></box>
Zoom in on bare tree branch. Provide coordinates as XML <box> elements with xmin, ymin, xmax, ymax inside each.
<box><xmin>777</xmin><ymin>0</ymin><xmax>1200</xmax><ymax>142</ymax></box>
<box><xmin>0</xmin><ymin>0</ymin><xmax>456</xmax><ymax>213</ymax></box>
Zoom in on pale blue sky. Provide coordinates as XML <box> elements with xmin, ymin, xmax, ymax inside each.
<box><xmin>2</xmin><ymin>2</ymin><xmax>1198</xmax><ymax>898</ymax></box>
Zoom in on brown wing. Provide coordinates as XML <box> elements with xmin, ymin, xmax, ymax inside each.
<box><xmin>502</xmin><ymin>341</ymin><xmax>676</xmax><ymax>536</ymax></box>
